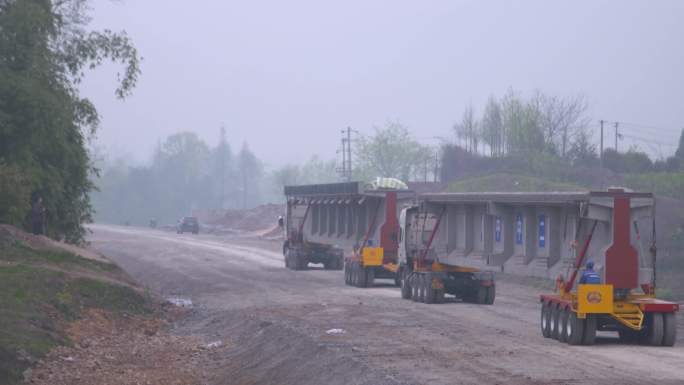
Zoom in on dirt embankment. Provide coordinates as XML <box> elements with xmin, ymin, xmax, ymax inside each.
<box><xmin>203</xmin><ymin>203</ymin><xmax>284</xmax><ymax>233</ymax></box>
<box><xmin>0</xmin><ymin>225</ymin><xmax>218</xmax><ymax>385</ymax></box>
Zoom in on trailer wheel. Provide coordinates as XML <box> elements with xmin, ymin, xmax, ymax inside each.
<box><xmin>541</xmin><ymin>303</ymin><xmax>552</xmax><ymax>338</ymax></box>
<box><xmin>425</xmin><ymin>276</ymin><xmax>436</xmax><ymax>304</ymax></box>
<box><xmin>344</xmin><ymin>262</ymin><xmax>351</xmax><ymax>285</ymax></box>
<box><xmin>643</xmin><ymin>312</ymin><xmax>664</xmax><ymax>346</ymax></box>
<box><xmin>558</xmin><ymin>307</ymin><xmax>569</xmax><ymax>343</ymax></box>
<box><xmin>434</xmin><ymin>289</ymin><xmax>445</xmax><ymax>304</ymax></box>
<box><xmin>411</xmin><ymin>275</ymin><xmax>420</xmax><ymax>302</ymax></box>
<box><xmin>582</xmin><ymin>314</ymin><xmax>597</xmax><ymax>345</ymax></box>
<box><xmin>400</xmin><ymin>270</ymin><xmax>412</xmax><ymax>300</ymax></box>
<box><xmin>475</xmin><ymin>286</ymin><xmax>488</xmax><ymax>305</ymax></box>
<box><xmin>284</xmin><ymin>248</ymin><xmax>293</xmax><ymax>270</ymax></box>
<box><xmin>566</xmin><ymin>311</ymin><xmax>585</xmax><ymax>345</ymax></box>
<box><xmin>415</xmin><ymin>275</ymin><xmax>424</xmax><ymax>303</ymax></box>
<box><xmin>356</xmin><ymin>264</ymin><xmax>368</xmax><ymax>288</ymax></box>
<box><xmin>365</xmin><ymin>267</ymin><xmax>375</xmax><ymax>287</ymax></box>
<box><xmin>550</xmin><ymin>305</ymin><xmax>561</xmax><ymax>340</ymax></box>
<box><xmin>485</xmin><ymin>285</ymin><xmax>495</xmax><ymax>305</ymax></box>
<box><xmin>662</xmin><ymin>312</ymin><xmax>677</xmax><ymax>347</ymax></box>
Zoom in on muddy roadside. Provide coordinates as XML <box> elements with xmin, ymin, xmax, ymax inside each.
<box><xmin>0</xmin><ymin>225</ymin><xmax>225</xmax><ymax>385</ymax></box>
<box><xmin>86</xmin><ymin>225</ymin><xmax>684</xmax><ymax>385</ymax></box>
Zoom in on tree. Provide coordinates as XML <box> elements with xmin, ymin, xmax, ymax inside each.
<box><xmin>453</xmin><ymin>104</ymin><xmax>479</xmax><ymax>153</ymax></box>
<box><xmin>212</xmin><ymin>126</ymin><xmax>233</xmax><ymax>209</ymax></box>
<box><xmin>0</xmin><ymin>0</ymin><xmax>140</xmax><ymax>242</ymax></box>
<box><xmin>480</xmin><ymin>96</ymin><xmax>503</xmax><ymax>156</ymax></box>
<box><xmin>567</xmin><ymin>129</ymin><xmax>598</xmax><ymax>167</ymax></box>
<box><xmin>676</xmin><ymin>128</ymin><xmax>684</xmax><ymax>160</ymax></box>
<box><xmin>237</xmin><ymin>142</ymin><xmax>263</xmax><ymax>208</ymax></box>
<box><xmin>502</xmin><ymin>91</ymin><xmax>544</xmax><ymax>156</ymax></box>
<box><xmin>355</xmin><ymin>122</ymin><xmax>426</xmax><ymax>181</ymax></box>
<box><xmin>535</xmin><ymin>93</ymin><xmax>589</xmax><ymax>157</ymax></box>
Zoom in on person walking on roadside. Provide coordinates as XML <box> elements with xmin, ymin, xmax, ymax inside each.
<box><xmin>31</xmin><ymin>196</ymin><xmax>46</xmax><ymax>235</ymax></box>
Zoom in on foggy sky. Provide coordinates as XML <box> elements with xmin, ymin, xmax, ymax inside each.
<box><xmin>82</xmin><ymin>0</ymin><xmax>684</xmax><ymax>168</ymax></box>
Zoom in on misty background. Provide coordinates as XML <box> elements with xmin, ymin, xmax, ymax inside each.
<box><xmin>79</xmin><ymin>0</ymin><xmax>684</xmax><ymax>225</ymax></box>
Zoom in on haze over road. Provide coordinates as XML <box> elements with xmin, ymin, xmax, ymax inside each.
<box><xmin>88</xmin><ymin>224</ymin><xmax>684</xmax><ymax>385</ymax></box>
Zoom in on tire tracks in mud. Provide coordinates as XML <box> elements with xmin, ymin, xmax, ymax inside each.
<box><xmin>88</xmin><ymin>225</ymin><xmax>684</xmax><ymax>385</ymax></box>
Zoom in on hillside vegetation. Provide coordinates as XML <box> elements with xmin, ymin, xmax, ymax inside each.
<box><xmin>0</xmin><ymin>226</ymin><xmax>152</xmax><ymax>384</ymax></box>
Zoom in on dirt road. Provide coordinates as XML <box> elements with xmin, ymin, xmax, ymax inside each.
<box><xmin>88</xmin><ymin>224</ymin><xmax>684</xmax><ymax>385</ymax></box>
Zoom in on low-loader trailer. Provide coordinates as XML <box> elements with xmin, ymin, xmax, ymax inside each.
<box><xmin>540</xmin><ymin>189</ymin><xmax>679</xmax><ymax>346</ymax></box>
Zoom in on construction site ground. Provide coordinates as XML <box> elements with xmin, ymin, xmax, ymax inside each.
<box><xmin>86</xmin><ymin>224</ymin><xmax>684</xmax><ymax>385</ymax></box>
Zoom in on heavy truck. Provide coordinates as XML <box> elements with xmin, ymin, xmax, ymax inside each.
<box><xmin>282</xmin><ymin>180</ymin><xmax>498</xmax><ymax>305</ymax></box>
<box><xmin>397</xmin><ymin>204</ymin><xmax>496</xmax><ymax>304</ymax></box>
<box><xmin>282</xmin><ymin>180</ymin><xmax>411</xmax><ymax>276</ymax></box>
<box><xmin>539</xmin><ymin>189</ymin><xmax>679</xmax><ymax>346</ymax></box>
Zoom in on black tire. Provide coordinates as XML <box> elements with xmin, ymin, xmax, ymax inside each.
<box><xmin>485</xmin><ymin>285</ymin><xmax>496</xmax><ymax>305</ymax></box>
<box><xmin>356</xmin><ymin>265</ymin><xmax>368</xmax><ymax>288</ymax></box>
<box><xmin>400</xmin><ymin>270</ymin><xmax>412</xmax><ymax>300</ymax></box>
<box><xmin>582</xmin><ymin>314</ymin><xmax>597</xmax><ymax>345</ymax></box>
<box><xmin>551</xmin><ymin>305</ymin><xmax>561</xmax><ymax>340</ymax></box>
<box><xmin>425</xmin><ymin>275</ymin><xmax>435</xmax><ymax>304</ymax></box>
<box><xmin>475</xmin><ymin>286</ymin><xmax>488</xmax><ymax>304</ymax></box>
<box><xmin>344</xmin><ymin>263</ymin><xmax>351</xmax><ymax>285</ymax></box>
<box><xmin>284</xmin><ymin>248</ymin><xmax>293</xmax><ymax>269</ymax></box>
<box><xmin>420</xmin><ymin>275</ymin><xmax>428</xmax><ymax>303</ymax></box>
<box><xmin>365</xmin><ymin>267</ymin><xmax>375</xmax><ymax>287</ymax></box>
<box><xmin>558</xmin><ymin>308</ymin><xmax>569</xmax><ymax>343</ymax></box>
<box><xmin>566</xmin><ymin>311</ymin><xmax>585</xmax><ymax>345</ymax></box>
<box><xmin>541</xmin><ymin>303</ymin><xmax>552</xmax><ymax>338</ymax></box>
<box><xmin>643</xmin><ymin>312</ymin><xmax>664</xmax><ymax>346</ymax></box>
<box><xmin>663</xmin><ymin>312</ymin><xmax>677</xmax><ymax>347</ymax></box>
<box><xmin>434</xmin><ymin>289</ymin><xmax>445</xmax><ymax>304</ymax></box>
<box><xmin>411</xmin><ymin>275</ymin><xmax>420</xmax><ymax>302</ymax></box>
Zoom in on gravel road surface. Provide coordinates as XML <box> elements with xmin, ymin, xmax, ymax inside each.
<box><xmin>88</xmin><ymin>224</ymin><xmax>684</xmax><ymax>385</ymax></box>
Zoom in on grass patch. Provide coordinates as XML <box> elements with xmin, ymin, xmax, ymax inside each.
<box><xmin>1</xmin><ymin>239</ymin><xmax>118</xmax><ymax>274</ymax></box>
<box><xmin>0</xmin><ymin>240</ymin><xmax>151</xmax><ymax>384</ymax></box>
<box><xmin>448</xmin><ymin>173</ymin><xmax>586</xmax><ymax>193</ymax></box>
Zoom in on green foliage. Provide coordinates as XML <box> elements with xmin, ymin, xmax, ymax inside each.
<box><xmin>270</xmin><ymin>155</ymin><xmax>338</xmax><ymax>196</ymax></box>
<box><xmin>0</xmin><ymin>163</ymin><xmax>31</xmax><ymax>224</ymax></box>
<box><xmin>92</xmin><ymin>133</ymin><xmax>267</xmax><ymax>224</ymax></box>
<box><xmin>448</xmin><ymin>173</ymin><xmax>585</xmax><ymax>193</ymax></box>
<box><xmin>0</xmin><ymin>0</ymin><xmax>140</xmax><ymax>243</ymax></box>
<box><xmin>355</xmin><ymin>122</ymin><xmax>435</xmax><ymax>181</ymax></box>
<box><xmin>676</xmin><ymin>128</ymin><xmax>684</xmax><ymax>160</ymax></box>
<box><xmin>602</xmin><ymin>148</ymin><xmax>653</xmax><ymax>174</ymax></box>
<box><xmin>0</xmin><ymin>238</ymin><xmax>150</xmax><ymax>384</ymax></box>
<box><xmin>624</xmin><ymin>172</ymin><xmax>684</xmax><ymax>201</ymax></box>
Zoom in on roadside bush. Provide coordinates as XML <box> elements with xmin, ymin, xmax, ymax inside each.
<box><xmin>624</xmin><ymin>172</ymin><xmax>684</xmax><ymax>201</ymax></box>
<box><xmin>0</xmin><ymin>162</ymin><xmax>32</xmax><ymax>225</ymax></box>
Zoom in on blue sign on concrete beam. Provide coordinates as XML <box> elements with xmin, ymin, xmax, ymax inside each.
<box><xmin>495</xmin><ymin>216</ymin><xmax>502</xmax><ymax>242</ymax></box>
<box><xmin>539</xmin><ymin>214</ymin><xmax>546</xmax><ymax>248</ymax></box>
<box><xmin>516</xmin><ymin>214</ymin><xmax>523</xmax><ymax>245</ymax></box>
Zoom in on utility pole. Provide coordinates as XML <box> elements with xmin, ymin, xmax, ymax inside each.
<box><xmin>614</xmin><ymin>121</ymin><xmax>619</xmax><ymax>152</ymax></box>
<box><xmin>340</xmin><ymin>133</ymin><xmax>347</xmax><ymax>180</ymax></box>
<box><xmin>599</xmin><ymin>120</ymin><xmax>604</xmax><ymax>168</ymax></box>
<box><xmin>346</xmin><ymin>126</ymin><xmax>352</xmax><ymax>180</ymax></box>
<box><xmin>338</xmin><ymin>127</ymin><xmax>354</xmax><ymax>181</ymax></box>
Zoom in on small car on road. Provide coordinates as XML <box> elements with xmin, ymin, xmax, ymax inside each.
<box><xmin>177</xmin><ymin>216</ymin><xmax>199</xmax><ymax>234</ymax></box>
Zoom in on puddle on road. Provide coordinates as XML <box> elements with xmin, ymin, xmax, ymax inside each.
<box><xmin>166</xmin><ymin>297</ymin><xmax>193</xmax><ymax>308</ymax></box>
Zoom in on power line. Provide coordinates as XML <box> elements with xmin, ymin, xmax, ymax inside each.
<box><xmin>619</xmin><ymin>133</ymin><xmax>678</xmax><ymax>147</ymax></box>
